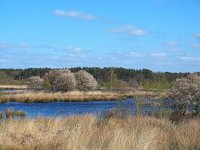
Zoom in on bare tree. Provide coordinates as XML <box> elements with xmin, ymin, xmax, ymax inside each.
<box><xmin>167</xmin><ymin>74</ymin><xmax>200</xmax><ymax>116</ymax></box>
<box><xmin>75</xmin><ymin>70</ymin><xmax>97</xmax><ymax>91</ymax></box>
<box><xmin>27</xmin><ymin>76</ymin><xmax>44</xmax><ymax>90</ymax></box>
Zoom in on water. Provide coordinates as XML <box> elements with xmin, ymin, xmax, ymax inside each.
<box><xmin>0</xmin><ymin>89</ymin><xmax>161</xmax><ymax>117</ymax></box>
<box><xmin>0</xmin><ymin>89</ymin><xmax>16</xmax><ymax>93</ymax></box>
<box><xmin>0</xmin><ymin>89</ymin><xmax>30</xmax><ymax>93</ymax></box>
<box><xmin>0</xmin><ymin>98</ymin><xmax>158</xmax><ymax>118</ymax></box>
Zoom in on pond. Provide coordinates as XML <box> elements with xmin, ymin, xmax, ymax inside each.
<box><xmin>0</xmin><ymin>89</ymin><xmax>30</xmax><ymax>93</ymax></box>
<box><xmin>0</xmin><ymin>98</ymin><xmax>158</xmax><ymax>118</ymax></box>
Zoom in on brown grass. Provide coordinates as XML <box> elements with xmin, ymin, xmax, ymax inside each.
<box><xmin>0</xmin><ymin>85</ymin><xmax>27</xmax><ymax>90</ymax></box>
<box><xmin>0</xmin><ymin>91</ymin><xmax>157</xmax><ymax>103</ymax></box>
<box><xmin>0</xmin><ymin>115</ymin><xmax>199</xmax><ymax>150</ymax></box>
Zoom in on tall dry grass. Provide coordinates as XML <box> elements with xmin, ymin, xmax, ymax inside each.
<box><xmin>0</xmin><ymin>91</ymin><xmax>157</xmax><ymax>103</ymax></box>
<box><xmin>0</xmin><ymin>85</ymin><xmax>27</xmax><ymax>90</ymax></box>
<box><xmin>0</xmin><ymin>115</ymin><xmax>199</xmax><ymax>150</ymax></box>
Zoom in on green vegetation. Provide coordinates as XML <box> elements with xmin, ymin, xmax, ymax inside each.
<box><xmin>0</xmin><ymin>71</ymin><xmax>25</xmax><ymax>85</ymax></box>
<box><xmin>0</xmin><ymin>67</ymin><xmax>192</xmax><ymax>92</ymax></box>
<box><xmin>42</xmin><ymin>79</ymin><xmax>52</xmax><ymax>91</ymax></box>
<box><xmin>142</xmin><ymin>78</ymin><xmax>171</xmax><ymax>93</ymax></box>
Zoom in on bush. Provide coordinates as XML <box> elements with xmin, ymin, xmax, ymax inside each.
<box><xmin>75</xmin><ymin>70</ymin><xmax>97</xmax><ymax>91</ymax></box>
<box><xmin>42</xmin><ymin>79</ymin><xmax>52</xmax><ymax>91</ymax></box>
<box><xmin>54</xmin><ymin>72</ymin><xmax>76</xmax><ymax>92</ymax></box>
<box><xmin>27</xmin><ymin>76</ymin><xmax>44</xmax><ymax>90</ymax></box>
<box><xmin>44</xmin><ymin>69</ymin><xmax>71</xmax><ymax>85</ymax></box>
<box><xmin>43</xmin><ymin>69</ymin><xmax>98</xmax><ymax>92</ymax></box>
<box><xmin>167</xmin><ymin>74</ymin><xmax>200</xmax><ymax>119</ymax></box>
<box><xmin>44</xmin><ymin>69</ymin><xmax>76</xmax><ymax>92</ymax></box>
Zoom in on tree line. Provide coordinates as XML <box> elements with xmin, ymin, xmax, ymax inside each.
<box><xmin>0</xmin><ymin>67</ymin><xmax>195</xmax><ymax>91</ymax></box>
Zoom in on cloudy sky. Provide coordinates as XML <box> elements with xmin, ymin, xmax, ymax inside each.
<box><xmin>0</xmin><ymin>0</ymin><xmax>200</xmax><ymax>72</ymax></box>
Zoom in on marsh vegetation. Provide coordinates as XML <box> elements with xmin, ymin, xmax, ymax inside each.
<box><xmin>0</xmin><ymin>115</ymin><xmax>200</xmax><ymax>150</ymax></box>
<box><xmin>0</xmin><ymin>69</ymin><xmax>200</xmax><ymax>149</ymax></box>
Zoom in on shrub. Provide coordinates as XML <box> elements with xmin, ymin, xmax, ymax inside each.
<box><xmin>44</xmin><ymin>69</ymin><xmax>71</xmax><ymax>85</ymax></box>
<box><xmin>42</xmin><ymin>79</ymin><xmax>52</xmax><ymax>91</ymax></box>
<box><xmin>167</xmin><ymin>74</ymin><xmax>200</xmax><ymax>120</ymax></box>
<box><xmin>53</xmin><ymin>72</ymin><xmax>76</xmax><ymax>92</ymax></box>
<box><xmin>44</xmin><ymin>69</ymin><xmax>76</xmax><ymax>92</ymax></box>
<box><xmin>27</xmin><ymin>76</ymin><xmax>44</xmax><ymax>90</ymax></box>
<box><xmin>75</xmin><ymin>70</ymin><xmax>97</xmax><ymax>91</ymax></box>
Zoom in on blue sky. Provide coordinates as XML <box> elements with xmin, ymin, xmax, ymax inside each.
<box><xmin>0</xmin><ymin>0</ymin><xmax>200</xmax><ymax>72</ymax></box>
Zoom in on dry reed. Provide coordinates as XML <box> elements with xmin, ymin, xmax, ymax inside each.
<box><xmin>0</xmin><ymin>85</ymin><xmax>27</xmax><ymax>90</ymax></box>
<box><xmin>0</xmin><ymin>91</ymin><xmax>157</xmax><ymax>103</ymax></box>
<box><xmin>0</xmin><ymin>115</ymin><xmax>199</xmax><ymax>150</ymax></box>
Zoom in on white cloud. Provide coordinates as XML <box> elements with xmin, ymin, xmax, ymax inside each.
<box><xmin>127</xmin><ymin>52</ymin><xmax>143</xmax><ymax>57</ymax></box>
<box><xmin>194</xmin><ymin>33</ymin><xmax>200</xmax><ymax>39</ymax></box>
<box><xmin>0</xmin><ymin>42</ymin><xmax>88</xmax><ymax>54</ymax></box>
<box><xmin>110</xmin><ymin>25</ymin><xmax>147</xmax><ymax>36</ymax></box>
<box><xmin>53</xmin><ymin>10</ymin><xmax>97</xmax><ymax>20</ymax></box>
<box><xmin>35</xmin><ymin>44</ymin><xmax>59</xmax><ymax>51</ymax></box>
<box><xmin>62</xmin><ymin>46</ymin><xmax>84</xmax><ymax>54</ymax></box>
<box><xmin>180</xmin><ymin>56</ymin><xmax>200</xmax><ymax>61</ymax></box>
<box><xmin>0</xmin><ymin>42</ymin><xmax>92</xmax><ymax>68</ymax></box>
<box><xmin>151</xmin><ymin>52</ymin><xmax>166</xmax><ymax>58</ymax></box>
<box><xmin>110</xmin><ymin>50</ymin><xmax>143</xmax><ymax>59</ymax></box>
<box><xmin>0</xmin><ymin>41</ymin><xmax>31</xmax><ymax>50</ymax></box>
<box><xmin>162</xmin><ymin>41</ymin><xmax>178</xmax><ymax>47</ymax></box>
<box><xmin>191</xmin><ymin>43</ymin><xmax>200</xmax><ymax>48</ymax></box>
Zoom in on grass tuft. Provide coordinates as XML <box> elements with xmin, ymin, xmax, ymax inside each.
<box><xmin>0</xmin><ymin>115</ymin><xmax>199</xmax><ymax>150</ymax></box>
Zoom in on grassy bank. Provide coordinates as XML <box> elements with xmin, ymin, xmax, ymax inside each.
<box><xmin>0</xmin><ymin>91</ymin><xmax>158</xmax><ymax>103</ymax></box>
<box><xmin>0</xmin><ymin>115</ymin><xmax>199</xmax><ymax>150</ymax></box>
<box><xmin>0</xmin><ymin>85</ymin><xmax>27</xmax><ymax>90</ymax></box>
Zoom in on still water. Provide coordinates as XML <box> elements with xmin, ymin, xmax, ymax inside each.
<box><xmin>0</xmin><ymin>99</ymin><xmax>156</xmax><ymax>117</ymax></box>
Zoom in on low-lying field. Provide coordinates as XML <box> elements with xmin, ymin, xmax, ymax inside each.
<box><xmin>0</xmin><ymin>91</ymin><xmax>158</xmax><ymax>103</ymax></box>
<box><xmin>0</xmin><ymin>115</ymin><xmax>199</xmax><ymax>150</ymax></box>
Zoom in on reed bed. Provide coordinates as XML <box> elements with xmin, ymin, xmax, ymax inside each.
<box><xmin>0</xmin><ymin>91</ymin><xmax>157</xmax><ymax>103</ymax></box>
<box><xmin>0</xmin><ymin>85</ymin><xmax>27</xmax><ymax>90</ymax></box>
<box><xmin>0</xmin><ymin>115</ymin><xmax>199</xmax><ymax>150</ymax></box>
